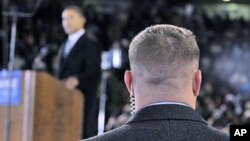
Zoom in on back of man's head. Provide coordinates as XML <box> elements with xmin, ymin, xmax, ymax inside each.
<box><xmin>125</xmin><ymin>24</ymin><xmax>201</xmax><ymax>110</ymax></box>
<box><xmin>130</xmin><ymin>24</ymin><xmax>199</xmax><ymax>84</ymax></box>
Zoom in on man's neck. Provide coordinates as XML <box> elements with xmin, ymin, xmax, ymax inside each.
<box><xmin>68</xmin><ymin>28</ymin><xmax>85</xmax><ymax>37</ymax></box>
<box><xmin>136</xmin><ymin>94</ymin><xmax>196</xmax><ymax>111</ymax></box>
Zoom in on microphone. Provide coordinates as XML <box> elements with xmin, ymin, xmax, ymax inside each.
<box><xmin>32</xmin><ymin>46</ymin><xmax>48</xmax><ymax>71</ymax></box>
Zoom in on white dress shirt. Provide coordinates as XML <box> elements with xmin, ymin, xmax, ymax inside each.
<box><xmin>147</xmin><ymin>102</ymin><xmax>189</xmax><ymax>108</ymax></box>
<box><xmin>64</xmin><ymin>28</ymin><xmax>85</xmax><ymax>57</ymax></box>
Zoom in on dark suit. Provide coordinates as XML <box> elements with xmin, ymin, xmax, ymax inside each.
<box><xmin>84</xmin><ymin>104</ymin><xmax>229</xmax><ymax>141</ymax></box>
<box><xmin>57</xmin><ymin>33</ymin><xmax>101</xmax><ymax>138</ymax></box>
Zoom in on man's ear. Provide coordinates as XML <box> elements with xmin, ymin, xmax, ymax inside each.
<box><xmin>82</xmin><ymin>16</ymin><xmax>86</xmax><ymax>25</ymax></box>
<box><xmin>124</xmin><ymin>70</ymin><xmax>134</xmax><ymax>96</ymax></box>
<box><xmin>192</xmin><ymin>70</ymin><xmax>202</xmax><ymax>97</ymax></box>
<box><xmin>80</xmin><ymin>16</ymin><xmax>86</xmax><ymax>27</ymax></box>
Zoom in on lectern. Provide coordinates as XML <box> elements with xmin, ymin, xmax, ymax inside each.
<box><xmin>0</xmin><ymin>71</ymin><xmax>84</xmax><ymax>141</ymax></box>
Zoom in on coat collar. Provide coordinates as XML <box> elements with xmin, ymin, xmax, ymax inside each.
<box><xmin>126</xmin><ymin>104</ymin><xmax>207</xmax><ymax>125</ymax></box>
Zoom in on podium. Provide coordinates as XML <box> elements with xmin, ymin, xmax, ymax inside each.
<box><xmin>0</xmin><ymin>71</ymin><xmax>84</xmax><ymax>141</ymax></box>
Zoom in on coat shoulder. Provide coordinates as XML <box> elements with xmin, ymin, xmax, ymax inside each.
<box><xmin>83</xmin><ymin>125</ymin><xmax>131</xmax><ymax>141</ymax></box>
<box><xmin>206</xmin><ymin>126</ymin><xmax>229</xmax><ymax>140</ymax></box>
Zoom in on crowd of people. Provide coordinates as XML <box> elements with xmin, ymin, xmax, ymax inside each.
<box><xmin>1</xmin><ymin>0</ymin><xmax>250</xmax><ymax>134</ymax></box>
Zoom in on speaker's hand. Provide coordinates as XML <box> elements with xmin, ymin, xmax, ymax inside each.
<box><xmin>64</xmin><ymin>76</ymin><xmax>79</xmax><ymax>91</ymax></box>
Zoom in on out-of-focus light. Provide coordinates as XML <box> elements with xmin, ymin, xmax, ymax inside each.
<box><xmin>228</xmin><ymin>3</ymin><xmax>238</xmax><ymax>11</ymax></box>
<box><xmin>222</xmin><ymin>0</ymin><xmax>231</xmax><ymax>2</ymax></box>
<box><xmin>112</xmin><ymin>49</ymin><xmax>122</xmax><ymax>69</ymax></box>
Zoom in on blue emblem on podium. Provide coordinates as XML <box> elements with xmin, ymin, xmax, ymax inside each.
<box><xmin>0</xmin><ymin>70</ymin><xmax>22</xmax><ymax>106</ymax></box>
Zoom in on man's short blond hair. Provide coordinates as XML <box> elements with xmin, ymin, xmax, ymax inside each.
<box><xmin>129</xmin><ymin>24</ymin><xmax>200</xmax><ymax>85</ymax></box>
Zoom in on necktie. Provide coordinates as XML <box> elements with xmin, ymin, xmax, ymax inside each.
<box><xmin>64</xmin><ymin>39</ymin><xmax>72</xmax><ymax>58</ymax></box>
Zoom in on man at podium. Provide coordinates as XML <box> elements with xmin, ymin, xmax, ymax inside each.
<box><xmin>56</xmin><ymin>5</ymin><xmax>101</xmax><ymax>139</ymax></box>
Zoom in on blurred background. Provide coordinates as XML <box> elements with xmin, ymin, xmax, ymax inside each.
<box><xmin>1</xmin><ymin>0</ymin><xmax>250</xmax><ymax>135</ymax></box>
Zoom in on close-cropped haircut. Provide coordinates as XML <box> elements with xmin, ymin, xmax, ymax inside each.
<box><xmin>129</xmin><ymin>24</ymin><xmax>200</xmax><ymax>85</ymax></box>
<box><xmin>63</xmin><ymin>5</ymin><xmax>85</xmax><ymax>17</ymax></box>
